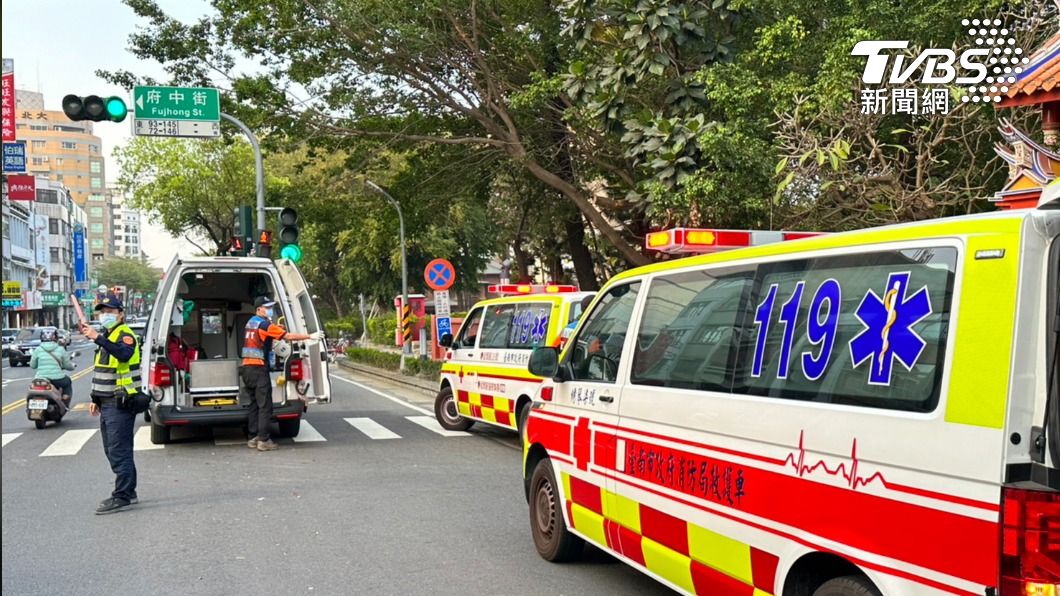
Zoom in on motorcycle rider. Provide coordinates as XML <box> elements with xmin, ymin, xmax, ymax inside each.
<box><xmin>29</xmin><ymin>328</ymin><xmax>75</xmax><ymax>402</ymax></box>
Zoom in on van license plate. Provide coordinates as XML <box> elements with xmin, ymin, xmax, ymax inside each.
<box><xmin>28</xmin><ymin>399</ymin><xmax>48</xmax><ymax>410</ymax></box>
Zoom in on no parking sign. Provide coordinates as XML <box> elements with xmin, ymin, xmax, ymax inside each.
<box><xmin>425</xmin><ymin>259</ymin><xmax>456</xmax><ymax>339</ymax></box>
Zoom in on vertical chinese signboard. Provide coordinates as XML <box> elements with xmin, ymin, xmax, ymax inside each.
<box><xmin>2</xmin><ymin>59</ymin><xmax>14</xmax><ymax>142</ymax></box>
<box><xmin>73</xmin><ymin>224</ymin><xmax>87</xmax><ymax>297</ymax></box>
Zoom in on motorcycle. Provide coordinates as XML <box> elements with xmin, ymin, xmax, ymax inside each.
<box><xmin>26</xmin><ymin>351</ymin><xmax>79</xmax><ymax>430</ymax></box>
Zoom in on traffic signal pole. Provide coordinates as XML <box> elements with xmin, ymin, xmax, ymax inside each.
<box><xmin>365</xmin><ymin>180</ymin><xmax>410</xmax><ymax>370</ymax></box>
<box><xmin>220</xmin><ymin>113</ymin><xmax>265</xmax><ymax>231</ymax></box>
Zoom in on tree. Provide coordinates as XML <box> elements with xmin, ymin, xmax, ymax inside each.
<box><xmin>115</xmin><ymin>136</ymin><xmax>288</xmax><ymax>254</ymax></box>
<box><xmin>94</xmin><ymin>257</ymin><xmax>159</xmax><ymax>295</ymax></box>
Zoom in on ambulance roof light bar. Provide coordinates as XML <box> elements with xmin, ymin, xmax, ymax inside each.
<box><xmin>645</xmin><ymin>227</ymin><xmax>826</xmax><ymax>255</ymax></box>
<box><xmin>487</xmin><ymin>283</ymin><xmax>579</xmax><ymax>296</ymax></box>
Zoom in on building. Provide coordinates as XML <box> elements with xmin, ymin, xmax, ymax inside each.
<box><xmin>991</xmin><ymin>32</ymin><xmax>1060</xmax><ymax>209</ymax></box>
<box><xmin>2</xmin><ymin>177</ymin><xmax>40</xmax><ymax>327</ymax></box>
<box><xmin>110</xmin><ymin>187</ymin><xmax>143</xmax><ymax>259</ymax></box>
<box><xmin>14</xmin><ymin>89</ymin><xmax>111</xmax><ymax>256</ymax></box>
<box><xmin>34</xmin><ymin>178</ymin><xmax>83</xmax><ymax>328</ymax></box>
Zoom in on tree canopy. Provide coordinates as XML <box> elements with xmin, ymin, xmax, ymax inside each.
<box><xmin>93</xmin><ymin>257</ymin><xmax>160</xmax><ymax>295</ymax></box>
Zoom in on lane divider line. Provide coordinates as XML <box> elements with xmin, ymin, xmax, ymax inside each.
<box><xmin>330</xmin><ymin>375</ymin><xmax>432</xmax><ymax>416</ymax></box>
<box><xmin>2</xmin><ymin>399</ymin><xmax>26</xmax><ymax>416</ymax></box>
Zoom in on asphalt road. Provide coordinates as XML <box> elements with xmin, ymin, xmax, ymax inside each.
<box><xmin>1</xmin><ymin>346</ymin><xmax>671</xmax><ymax>596</ymax></box>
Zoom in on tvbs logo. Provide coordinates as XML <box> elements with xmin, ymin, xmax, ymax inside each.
<box><xmin>852</xmin><ymin>19</ymin><xmax>1028</xmax><ymax>103</ymax></box>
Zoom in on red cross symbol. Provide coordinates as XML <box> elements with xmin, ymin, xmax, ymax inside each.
<box><xmin>573</xmin><ymin>417</ymin><xmax>592</xmax><ymax>471</ymax></box>
<box><xmin>458</xmin><ymin>366</ymin><xmax>465</xmax><ymax>380</ymax></box>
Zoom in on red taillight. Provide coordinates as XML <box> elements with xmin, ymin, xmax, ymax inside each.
<box><xmin>541</xmin><ymin>386</ymin><xmax>553</xmax><ymax>402</ymax></box>
<box><xmin>289</xmin><ymin>359</ymin><xmax>304</xmax><ymax>381</ymax></box>
<box><xmin>1000</xmin><ymin>486</ymin><xmax>1060</xmax><ymax>595</ymax></box>
<box><xmin>150</xmin><ymin>362</ymin><xmax>172</xmax><ymax>387</ymax></box>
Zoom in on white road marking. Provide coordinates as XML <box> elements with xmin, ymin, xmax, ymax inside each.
<box><xmin>292</xmin><ymin>420</ymin><xmax>327</xmax><ymax>442</ymax></box>
<box><xmin>330</xmin><ymin>375</ymin><xmax>432</xmax><ymax>416</ymax></box>
<box><xmin>2</xmin><ymin>432</ymin><xmax>22</xmax><ymax>447</ymax></box>
<box><xmin>345</xmin><ymin>417</ymin><xmax>401</xmax><ymax>440</ymax></box>
<box><xmin>40</xmin><ymin>429</ymin><xmax>97</xmax><ymax>457</ymax></box>
<box><xmin>133</xmin><ymin>425</ymin><xmax>164</xmax><ymax>450</ymax></box>
<box><xmin>405</xmin><ymin>416</ymin><xmax>470</xmax><ymax>437</ymax></box>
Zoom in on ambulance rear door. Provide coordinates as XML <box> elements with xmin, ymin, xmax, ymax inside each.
<box><xmin>274</xmin><ymin>259</ymin><xmax>332</xmax><ymax>404</ymax></box>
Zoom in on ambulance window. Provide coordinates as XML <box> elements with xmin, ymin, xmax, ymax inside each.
<box><xmin>508</xmin><ymin>303</ymin><xmax>551</xmax><ymax>349</ymax></box>
<box><xmin>454</xmin><ymin>308</ymin><xmax>483</xmax><ymax>348</ymax></box>
<box><xmin>569</xmin><ymin>282</ymin><xmax>641</xmax><ymax>383</ymax></box>
<box><xmin>734</xmin><ymin>246</ymin><xmax>957</xmax><ymax>413</ymax></box>
<box><xmin>632</xmin><ymin>267</ymin><xmax>754</xmax><ymax>391</ymax></box>
<box><xmin>480</xmin><ymin>303</ymin><xmax>517</xmax><ymax>349</ymax></box>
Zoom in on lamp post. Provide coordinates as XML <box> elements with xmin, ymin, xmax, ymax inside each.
<box><xmin>365</xmin><ymin>180</ymin><xmax>410</xmax><ymax>370</ymax></box>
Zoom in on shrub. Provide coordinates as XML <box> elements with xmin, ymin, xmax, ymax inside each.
<box><xmin>345</xmin><ymin>347</ymin><xmax>401</xmax><ymax>371</ymax></box>
<box><xmin>366</xmin><ymin>316</ymin><xmax>398</xmax><ymax>346</ymax></box>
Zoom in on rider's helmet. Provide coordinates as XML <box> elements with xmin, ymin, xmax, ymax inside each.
<box><xmin>40</xmin><ymin>328</ymin><xmax>57</xmax><ymax>342</ymax></box>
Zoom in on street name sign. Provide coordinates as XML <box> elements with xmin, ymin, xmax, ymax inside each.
<box><xmin>132</xmin><ymin>85</ymin><xmax>221</xmax><ymax>138</ymax></box>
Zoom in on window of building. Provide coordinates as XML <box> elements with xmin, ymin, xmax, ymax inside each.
<box><xmin>31</xmin><ymin>140</ymin><xmax>45</xmax><ymax>149</ymax></box>
<box><xmin>61</xmin><ymin>141</ymin><xmax>77</xmax><ymax>150</ymax></box>
<box><xmin>88</xmin><ymin>194</ymin><xmax>104</xmax><ymax>202</ymax></box>
<box><xmin>90</xmin><ymin>161</ymin><xmax>101</xmax><ymax>174</ymax></box>
<box><xmin>30</xmin><ymin>157</ymin><xmax>44</xmax><ymax>166</ymax></box>
<box><xmin>90</xmin><ymin>177</ymin><xmax>101</xmax><ymax>189</ymax></box>
<box><xmin>51</xmin><ymin>276</ymin><xmax>62</xmax><ymax>291</ymax></box>
<box><xmin>36</xmin><ymin>189</ymin><xmax>58</xmax><ymax>204</ymax></box>
<box><xmin>49</xmin><ymin>218</ymin><xmax>59</xmax><ymax>234</ymax></box>
<box><xmin>88</xmin><ymin>144</ymin><xmax>99</xmax><ymax>154</ymax></box>
<box><xmin>90</xmin><ymin>223</ymin><xmax>103</xmax><ymax>234</ymax></box>
<box><xmin>89</xmin><ymin>207</ymin><xmax>103</xmax><ymax>217</ymax></box>
<box><xmin>55</xmin><ymin>174</ymin><xmax>63</xmax><ymax>182</ymax></box>
<box><xmin>29</xmin><ymin>124</ymin><xmax>48</xmax><ymax>131</ymax></box>
<box><xmin>54</xmin><ymin>158</ymin><xmax>63</xmax><ymax>166</ymax></box>
<box><xmin>91</xmin><ymin>239</ymin><xmax>104</xmax><ymax>249</ymax></box>
<box><xmin>50</xmin><ymin>247</ymin><xmax>60</xmax><ymax>263</ymax></box>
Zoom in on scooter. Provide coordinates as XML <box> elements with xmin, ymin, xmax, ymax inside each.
<box><xmin>25</xmin><ymin>351</ymin><xmax>79</xmax><ymax>430</ymax></box>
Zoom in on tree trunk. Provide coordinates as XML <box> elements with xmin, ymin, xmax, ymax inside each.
<box><xmin>512</xmin><ymin>237</ymin><xmax>531</xmax><ymax>282</ymax></box>
<box><xmin>564</xmin><ymin>214</ymin><xmax>599</xmax><ymax>290</ymax></box>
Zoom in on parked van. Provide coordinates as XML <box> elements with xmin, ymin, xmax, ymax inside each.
<box><xmin>435</xmin><ymin>284</ymin><xmax>594</xmax><ymax>435</ymax></box>
<box><xmin>522</xmin><ymin>201</ymin><xmax>1060</xmax><ymax>595</ymax></box>
<box><xmin>143</xmin><ymin>256</ymin><xmax>331</xmax><ymax>444</ymax></box>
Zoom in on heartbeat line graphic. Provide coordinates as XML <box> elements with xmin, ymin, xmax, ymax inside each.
<box><xmin>783</xmin><ymin>430</ymin><xmax>887</xmax><ymax>491</ymax></box>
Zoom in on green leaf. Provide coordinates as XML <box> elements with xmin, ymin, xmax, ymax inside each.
<box><xmin>820</xmin><ymin>181</ymin><xmax>834</xmax><ymax>191</ymax></box>
<box><xmin>569</xmin><ymin>61</ymin><xmax>586</xmax><ymax>76</ymax></box>
<box><xmin>816</xmin><ymin>149</ymin><xmax>826</xmax><ymax>166</ymax></box>
<box><xmin>829</xmin><ymin>152</ymin><xmax>839</xmax><ymax>171</ymax></box>
<box><xmin>775</xmin><ymin>158</ymin><xmax>787</xmax><ymax>175</ymax></box>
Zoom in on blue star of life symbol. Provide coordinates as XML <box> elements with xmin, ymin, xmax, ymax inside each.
<box><xmin>531</xmin><ymin>310</ymin><xmax>548</xmax><ymax>343</ymax></box>
<box><xmin>848</xmin><ymin>271</ymin><xmax>933</xmax><ymax>386</ymax></box>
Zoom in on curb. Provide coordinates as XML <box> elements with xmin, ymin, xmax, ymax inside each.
<box><xmin>336</xmin><ymin>359</ymin><xmax>437</xmax><ymax>394</ymax></box>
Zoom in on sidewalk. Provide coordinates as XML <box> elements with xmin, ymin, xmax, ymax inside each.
<box><xmin>332</xmin><ymin>358</ymin><xmax>437</xmax><ymax>412</ymax></box>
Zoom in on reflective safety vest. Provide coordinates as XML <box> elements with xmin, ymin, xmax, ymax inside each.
<box><xmin>242</xmin><ymin>315</ymin><xmax>272</xmax><ymax>365</ymax></box>
<box><xmin>91</xmin><ymin>323</ymin><xmax>142</xmax><ymax>397</ymax></box>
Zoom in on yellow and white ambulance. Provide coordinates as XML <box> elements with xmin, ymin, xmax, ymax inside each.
<box><xmin>522</xmin><ymin>197</ymin><xmax>1060</xmax><ymax>596</ymax></box>
<box><xmin>434</xmin><ymin>284</ymin><xmax>594</xmax><ymax>435</ymax></box>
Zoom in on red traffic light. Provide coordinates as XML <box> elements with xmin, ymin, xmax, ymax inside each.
<box><xmin>258</xmin><ymin>230</ymin><xmax>272</xmax><ymax>244</ymax></box>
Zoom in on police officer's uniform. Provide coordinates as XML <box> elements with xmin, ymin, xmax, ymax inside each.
<box><xmin>90</xmin><ymin>295</ymin><xmax>142</xmax><ymax>514</ymax></box>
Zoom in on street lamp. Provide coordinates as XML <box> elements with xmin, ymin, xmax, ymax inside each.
<box><xmin>364</xmin><ymin>180</ymin><xmax>410</xmax><ymax>370</ymax></box>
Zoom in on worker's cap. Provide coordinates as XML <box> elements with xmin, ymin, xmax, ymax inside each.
<box><xmin>94</xmin><ymin>294</ymin><xmax>124</xmax><ymax>311</ymax></box>
<box><xmin>254</xmin><ymin>296</ymin><xmax>276</xmax><ymax>308</ymax></box>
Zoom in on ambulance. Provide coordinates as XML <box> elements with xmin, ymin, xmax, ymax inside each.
<box><xmin>435</xmin><ymin>284</ymin><xmax>594</xmax><ymax>435</ymax></box>
<box><xmin>522</xmin><ymin>196</ymin><xmax>1060</xmax><ymax>595</ymax></box>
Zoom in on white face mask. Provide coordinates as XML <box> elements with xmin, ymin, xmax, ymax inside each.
<box><xmin>100</xmin><ymin>313</ymin><xmax>119</xmax><ymax>329</ymax></box>
<box><xmin>264</xmin><ymin>308</ymin><xmax>275</xmax><ymax>319</ymax></box>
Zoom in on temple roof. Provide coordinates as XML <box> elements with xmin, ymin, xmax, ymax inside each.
<box><xmin>996</xmin><ymin>31</ymin><xmax>1060</xmax><ymax>108</ymax></box>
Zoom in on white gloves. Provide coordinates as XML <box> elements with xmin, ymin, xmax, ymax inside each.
<box><xmin>309</xmin><ymin>331</ymin><xmax>324</xmax><ymax>341</ymax></box>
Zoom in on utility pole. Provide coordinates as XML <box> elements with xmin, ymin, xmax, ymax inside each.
<box><xmin>220</xmin><ymin>113</ymin><xmax>265</xmax><ymax>231</ymax></box>
<box><xmin>364</xmin><ymin>180</ymin><xmax>410</xmax><ymax>370</ymax></box>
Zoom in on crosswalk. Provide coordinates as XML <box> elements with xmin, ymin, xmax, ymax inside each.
<box><xmin>1</xmin><ymin>415</ymin><xmax>475</xmax><ymax>458</ymax></box>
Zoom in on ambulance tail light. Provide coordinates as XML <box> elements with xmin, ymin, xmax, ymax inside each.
<box><xmin>289</xmin><ymin>358</ymin><xmax>304</xmax><ymax>382</ymax></box>
<box><xmin>645</xmin><ymin>228</ymin><xmax>826</xmax><ymax>255</ymax></box>
<box><xmin>541</xmin><ymin>386</ymin><xmax>554</xmax><ymax>402</ymax></box>
<box><xmin>999</xmin><ymin>486</ymin><xmax>1060</xmax><ymax>595</ymax></box>
<box><xmin>150</xmin><ymin>361</ymin><xmax>172</xmax><ymax>388</ymax></box>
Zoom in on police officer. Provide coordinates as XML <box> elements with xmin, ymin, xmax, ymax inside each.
<box><xmin>80</xmin><ymin>294</ymin><xmax>142</xmax><ymax>515</ymax></box>
<box><xmin>242</xmin><ymin>297</ymin><xmax>319</xmax><ymax>451</ymax></box>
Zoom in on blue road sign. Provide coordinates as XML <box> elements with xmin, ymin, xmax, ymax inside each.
<box><xmin>436</xmin><ymin>316</ymin><xmax>452</xmax><ymax>339</ymax></box>
<box><xmin>3</xmin><ymin>141</ymin><xmax>26</xmax><ymax>172</ymax></box>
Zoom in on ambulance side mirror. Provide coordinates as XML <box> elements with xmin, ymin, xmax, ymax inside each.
<box><xmin>528</xmin><ymin>347</ymin><xmax>560</xmax><ymax>380</ymax></box>
<box><xmin>439</xmin><ymin>333</ymin><xmax>454</xmax><ymax>348</ymax></box>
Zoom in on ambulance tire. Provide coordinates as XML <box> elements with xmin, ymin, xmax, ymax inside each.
<box><xmin>278</xmin><ymin>417</ymin><xmax>301</xmax><ymax>438</ymax></box>
<box><xmin>813</xmin><ymin>576</ymin><xmax>881</xmax><ymax>596</ymax></box>
<box><xmin>435</xmin><ymin>387</ymin><xmax>473</xmax><ymax>432</ymax></box>
<box><xmin>150</xmin><ymin>421</ymin><xmax>171</xmax><ymax>445</ymax></box>
<box><xmin>517</xmin><ymin>403</ymin><xmax>530</xmax><ymax>444</ymax></box>
<box><xmin>529</xmin><ymin>458</ymin><xmax>584</xmax><ymax>562</ymax></box>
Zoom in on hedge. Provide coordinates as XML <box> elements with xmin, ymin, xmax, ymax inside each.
<box><xmin>344</xmin><ymin>346</ymin><xmax>443</xmax><ymax>379</ymax></box>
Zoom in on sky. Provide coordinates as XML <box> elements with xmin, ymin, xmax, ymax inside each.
<box><xmin>2</xmin><ymin>0</ymin><xmax>215</xmax><ymax>268</ymax></box>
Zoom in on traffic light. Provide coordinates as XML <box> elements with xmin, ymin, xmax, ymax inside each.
<box><xmin>229</xmin><ymin>235</ymin><xmax>245</xmax><ymax>256</ymax></box>
<box><xmin>278</xmin><ymin>207</ymin><xmax>301</xmax><ymax>263</ymax></box>
<box><xmin>62</xmin><ymin>94</ymin><xmax>128</xmax><ymax>122</ymax></box>
<box><xmin>256</xmin><ymin>230</ymin><xmax>273</xmax><ymax>259</ymax></box>
<box><xmin>233</xmin><ymin>205</ymin><xmax>253</xmax><ymax>255</ymax></box>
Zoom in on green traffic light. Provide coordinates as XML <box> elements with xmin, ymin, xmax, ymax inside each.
<box><xmin>105</xmin><ymin>97</ymin><xmax>128</xmax><ymax>122</ymax></box>
<box><xmin>280</xmin><ymin>244</ymin><xmax>303</xmax><ymax>263</ymax></box>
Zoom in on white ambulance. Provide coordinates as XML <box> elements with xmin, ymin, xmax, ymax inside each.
<box><xmin>435</xmin><ymin>284</ymin><xmax>594</xmax><ymax>436</ymax></box>
<box><xmin>143</xmin><ymin>256</ymin><xmax>331</xmax><ymax>444</ymax></box>
<box><xmin>522</xmin><ymin>198</ymin><xmax>1060</xmax><ymax>595</ymax></box>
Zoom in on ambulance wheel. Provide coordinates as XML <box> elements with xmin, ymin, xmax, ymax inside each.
<box><xmin>813</xmin><ymin>576</ymin><xmax>881</xmax><ymax>596</ymax></box>
<box><xmin>529</xmin><ymin>458</ymin><xmax>584</xmax><ymax>562</ymax></box>
<box><xmin>150</xmin><ymin>421</ymin><xmax>170</xmax><ymax>445</ymax></box>
<box><xmin>435</xmin><ymin>387</ymin><xmax>472</xmax><ymax>431</ymax></box>
<box><xmin>34</xmin><ymin>419</ymin><xmax>47</xmax><ymax>430</ymax></box>
<box><xmin>278</xmin><ymin>417</ymin><xmax>301</xmax><ymax>438</ymax></box>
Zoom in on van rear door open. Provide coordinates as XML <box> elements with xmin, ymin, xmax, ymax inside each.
<box><xmin>275</xmin><ymin>259</ymin><xmax>332</xmax><ymax>403</ymax></box>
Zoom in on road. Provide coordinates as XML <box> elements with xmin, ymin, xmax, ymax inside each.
<box><xmin>1</xmin><ymin>344</ymin><xmax>670</xmax><ymax>596</ymax></box>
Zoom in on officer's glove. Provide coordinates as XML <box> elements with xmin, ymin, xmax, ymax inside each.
<box><xmin>308</xmin><ymin>331</ymin><xmax>324</xmax><ymax>341</ymax></box>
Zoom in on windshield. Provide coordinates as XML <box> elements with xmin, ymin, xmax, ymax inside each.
<box><xmin>16</xmin><ymin>328</ymin><xmax>51</xmax><ymax>341</ymax></box>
